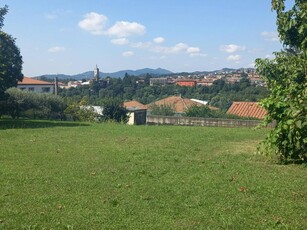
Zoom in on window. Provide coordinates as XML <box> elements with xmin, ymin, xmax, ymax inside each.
<box><xmin>28</xmin><ymin>87</ymin><xmax>34</xmax><ymax>91</ymax></box>
<box><xmin>42</xmin><ymin>87</ymin><xmax>50</xmax><ymax>93</ymax></box>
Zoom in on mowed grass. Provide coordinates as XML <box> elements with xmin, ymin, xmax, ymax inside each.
<box><xmin>0</xmin><ymin>119</ymin><xmax>306</xmax><ymax>229</ymax></box>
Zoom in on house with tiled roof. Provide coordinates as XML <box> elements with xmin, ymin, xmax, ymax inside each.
<box><xmin>123</xmin><ymin>100</ymin><xmax>147</xmax><ymax>110</ymax></box>
<box><xmin>148</xmin><ymin>95</ymin><xmax>219</xmax><ymax>114</ymax></box>
<box><xmin>176</xmin><ymin>80</ymin><xmax>197</xmax><ymax>87</ymax></box>
<box><xmin>227</xmin><ymin>101</ymin><xmax>267</xmax><ymax>119</ymax></box>
<box><xmin>18</xmin><ymin>77</ymin><xmax>55</xmax><ymax>93</ymax></box>
<box><xmin>123</xmin><ymin>100</ymin><xmax>147</xmax><ymax>125</ymax></box>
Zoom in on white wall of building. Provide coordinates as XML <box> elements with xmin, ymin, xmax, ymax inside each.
<box><xmin>17</xmin><ymin>84</ymin><xmax>54</xmax><ymax>93</ymax></box>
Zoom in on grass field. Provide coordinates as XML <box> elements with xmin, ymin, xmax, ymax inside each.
<box><xmin>0</xmin><ymin>119</ymin><xmax>306</xmax><ymax>229</ymax></box>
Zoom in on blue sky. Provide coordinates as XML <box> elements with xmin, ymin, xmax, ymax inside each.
<box><xmin>2</xmin><ymin>0</ymin><xmax>286</xmax><ymax>76</ymax></box>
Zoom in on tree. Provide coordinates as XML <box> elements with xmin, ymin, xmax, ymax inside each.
<box><xmin>255</xmin><ymin>0</ymin><xmax>307</xmax><ymax>162</ymax></box>
<box><xmin>148</xmin><ymin>103</ymin><xmax>175</xmax><ymax>116</ymax></box>
<box><xmin>184</xmin><ymin>105</ymin><xmax>241</xmax><ymax>119</ymax></box>
<box><xmin>184</xmin><ymin>105</ymin><xmax>213</xmax><ymax>118</ymax></box>
<box><xmin>100</xmin><ymin>98</ymin><xmax>129</xmax><ymax>123</ymax></box>
<box><xmin>210</xmin><ymin>95</ymin><xmax>232</xmax><ymax>111</ymax></box>
<box><xmin>64</xmin><ymin>103</ymin><xmax>98</xmax><ymax>122</ymax></box>
<box><xmin>0</xmin><ymin>5</ymin><xmax>23</xmax><ymax>114</ymax></box>
<box><xmin>5</xmin><ymin>88</ymin><xmax>67</xmax><ymax>120</ymax></box>
<box><xmin>0</xmin><ymin>5</ymin><xmax>8</xmax><ymax>29</ymax></box>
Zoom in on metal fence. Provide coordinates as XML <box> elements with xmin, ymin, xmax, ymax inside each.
<box><xmin>147</xmin><ymin>115</ymin><xmax>275</xmax><ymax>128</ymax></box>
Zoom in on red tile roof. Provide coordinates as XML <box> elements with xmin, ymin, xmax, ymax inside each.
<box><xmin>18</xmin><ymin>77</ymin><xmax>54</xmax><ymax>85</ymax></box>
<box><xmin>148</xmin><ymin>96</ymin><xmax>219</xmax><ymax>113</ymax></box>
<box><xmin>123</xmin><ymin>100</ymin><xmax>147</xmax><ymax>110</ymax></box>
<box><xmin>227</xmin><ymin>102</ymin><xmax>267</xmax><ymax>119</ymax></box>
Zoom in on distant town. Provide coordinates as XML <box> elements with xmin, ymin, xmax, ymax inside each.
<box><xmin>37</xmin><ymin>67</ymin><xmax>263</xmax><ymax>89</ymax></box>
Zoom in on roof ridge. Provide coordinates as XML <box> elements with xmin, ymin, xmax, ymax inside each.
<box><xmin>179</xmin><ymin>96</ymin><xmax>188</xmax><ymax>110</ymax></box>
<box><xmin>18</xmin><ymin>77</ymin><xmax>54</xmax><ymax>85</ymax></box>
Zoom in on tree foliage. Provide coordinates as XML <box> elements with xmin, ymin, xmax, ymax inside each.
<box><xmin>100</xmin><ymin>98</ymin><xmax>129</xmax><ymax>123</ymax></box>
<box><xmin>0</xmin><ymin>5</ymin><xmax>8</xmax><ymax>29</ymax></box>
<box><xmin>148</xmin><ymin>103</ymin><xmax>176</xmax><ymax>116</ymax></box>
<box><xmin>184</xmin><ymin>105</ymin><xmax>241</xmax><ymax>119</ymax></box>
<box><xmin>184</xmin><ymin>105</ymin><xmax>216</xmax><ymax>118</ymax></box>
<box><xmin>256</xmin><ymin>0</ymin><xmax>307</xmax><ymax>162</ymax></box>
<box><xmin>5</xmin><ymin>88</ymin><xmax>66</xmax><ymax>120</ymax></box>
<box><xmin>64</xmin><ymin>104</ymin><xmax>98</xmax><ymax>122</ymax></box>
<box><xmin>0</xmin><ymin>5</ymin><xmax>23</xmax><ymax>113</ymax></box>
<box><xmin>0</xmin><ymin>31</ymin><xmax>24</xmax><ymax>91</ymax></box>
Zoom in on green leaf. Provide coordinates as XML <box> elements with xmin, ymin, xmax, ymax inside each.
<box><xmin>295</xmin><ymin>120</ymin><xmax>302</xmax><ymax>129</ymax></box>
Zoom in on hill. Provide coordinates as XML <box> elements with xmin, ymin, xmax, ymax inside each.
<box><xmin>36</xmin><ymin>68</ymin><xmax>173</xmax><ymax>80</ymax></box>
<box><xmin>34</xmin><ymin>67</ymin><xmax>256</xmax><ymax>81</ymax></box>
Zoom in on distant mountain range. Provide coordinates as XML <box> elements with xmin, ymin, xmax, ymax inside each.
<box><xmin>35</xmin><ymin>67</ymin><xmax>254</xmax><ymax>81</ymax></box>
<box><xmin>35</xmin><ymin>68</ymin><xmax>173</xmax><ymax>81</ymax></box>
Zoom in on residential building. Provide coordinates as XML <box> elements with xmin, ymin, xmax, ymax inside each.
<box><xmin>148</xmin><ymin>95</ymin><xmax>218</xmax><ymax>114</ymax></box>
<box><xmin>123</xmin><ymin>100</ymin><xmax>147</xmax><ymax>125</ymax></box>
<box><xmin>176</xmin><ymin>80</ymin><xmax>197</xmax><ymax>87</ymax></box>
<box><xmin>227</xmin><ymin>102</ymin><xmax>267</xmax><ymax>119</ymax></box>
<box><xmin>197</xmin><ymin>78</ymin><xmax>216</xmax><ymax>86</ymax></box>
<box><xmin>149</xmin><ymin>78</ymin><xmax>168</xmax><ymax>86</ymax></box>
<box><xmin>126</xmin><ymin>108</ymin><xmax>147</xmax><ymax>125</ymax></box>
<box><xmin>17</xmin><ymin>77</ymin><xmax>55</xmax><ymax>93</ymax></box>
<box><xmin>123</xmin><ymin>100</ymin><xmax>147</xmax><ymax>110</ymax></box>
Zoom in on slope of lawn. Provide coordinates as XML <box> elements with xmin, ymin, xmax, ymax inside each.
<box><xmin>0</xmin><ymin>119</ymin><xmax>306</xmax><ymax>229</ymax></box>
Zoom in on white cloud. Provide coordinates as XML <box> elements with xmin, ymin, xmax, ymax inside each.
<box><xmin>227</xmin><ymin>54</ymin><xmax>241</xmax><ymax>61</ymax></box>
<box><xmin>78</xmin><ymin>12</ymin><xmax>108</xmax><ymax>35</ymax></box>
<box><xmin>111</xmin><ymin>38</ymin><xmax>129</xmax><ymax>45</ymax></box>
<box><xmin>79</xmin><ymin>13</ymin><xmax>145</xmax><ymax>38</ymax></box>
<box><xmin>45</xmin><ymin>9</ymin><xmax>72</xmax><ymax>20</ymax></box>
<box><xmin>190</xmin><ymin>53</ymin><xmax>207</xmax><ymax>57</ymax></box>
<box><xmin>172</xmin><ymin>43</ymin><xmax>189</xmax><ymax>53</ymax></box>
<box><xmin>131</xmin><ymin>41</ymin><xmax>152</xmax><ymax>48</ymax></box>
<box><xmin>261</xmin><ymin>31</ymin><xmax>279</xmax><ymax>42</ymax></box>
<box><xmin>48</xmin><ymin>46</ymin><xmax>66</xmax><ymax>53</ymax></box>
<box><xmin>107</xmin><ymin>21</ymin><xmax>145</xmax><ymax>37</ymax></box>
<box><xmin>186</xmin><ymin>47</ymin><xmax>207</xmax><ymax>57</ymax></box>
<box><xmin>153</xmin><ymin>37</ymin><xmax>165</xmax><ymax>44</ymax></box>
<box><xmin>220</xmin><ymin>44</ymin><xmax>246</xmax><ymax>53</ymax></box>
<box><xmin>122</xmin><ymin>51</ymin><xmax>134</xmax><ymax>57</ymax></box>
<box><xmin>187</xmin><ymin>47</ymin><xmax>200</xmax><ymax>54</ymax></box>
<box><xmin>187</xmin><ymin>47</ymin><xmax>200</xmax><ymax>55</ymax></box>
<box><xmin>152</xmin><ymin>43</ymin><xmax>205</xmax><ymax>57</ymax></box>
<box><xmin>45</xmin><ymin>14</ymin><xmax>57</xmax><ymax>20</ymax></box>
<box><xmin>153</xmin><ymin>43</ymin><xmax>189</xmax><ymax>54</ymax></box>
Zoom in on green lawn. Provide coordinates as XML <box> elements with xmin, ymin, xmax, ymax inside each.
<box><xmin>0</xmin><ymin>119</ymin><xmax>306</xmax><ymax>229</ymax></box>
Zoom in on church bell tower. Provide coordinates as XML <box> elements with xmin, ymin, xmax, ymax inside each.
<box><xmin>94</xmin><ymin>65</ymin><xmax>100</xmax><ymax>81</ymax></box>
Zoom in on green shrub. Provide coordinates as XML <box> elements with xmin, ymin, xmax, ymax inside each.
<box><xmin>5</xmin><ymin>88</ymin><xmax>66</xmax><ymax>120</ymax></box>
<box><xmin>148</xmin><ymin>103</ymin><xmax>175</xmax><ymax>116</ymax></box>
<box><xmin>184</xmin><ymin>105</ymin><xmax>243</xmax><ymax>119</ymax></box>
<box><xmin>64</xmin><ymin>104</ymin><xmax>98</xmax><ymax>122</ymax></box>
<box><xmin>100</xmin><ymin>98</ymin><xmax>129</xmax><ymax>123</ymax></box>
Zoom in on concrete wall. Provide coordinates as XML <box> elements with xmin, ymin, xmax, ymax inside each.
<box><xmin>147</xmin><ymin>115</ymin><xmax>275</xmax><ymax>128</ymax></box>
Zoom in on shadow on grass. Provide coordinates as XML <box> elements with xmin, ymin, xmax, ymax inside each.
<box><xmin>0</xmin><ymin>118</ymin><xmax>90</xmax><ymax>130</ymax></box>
